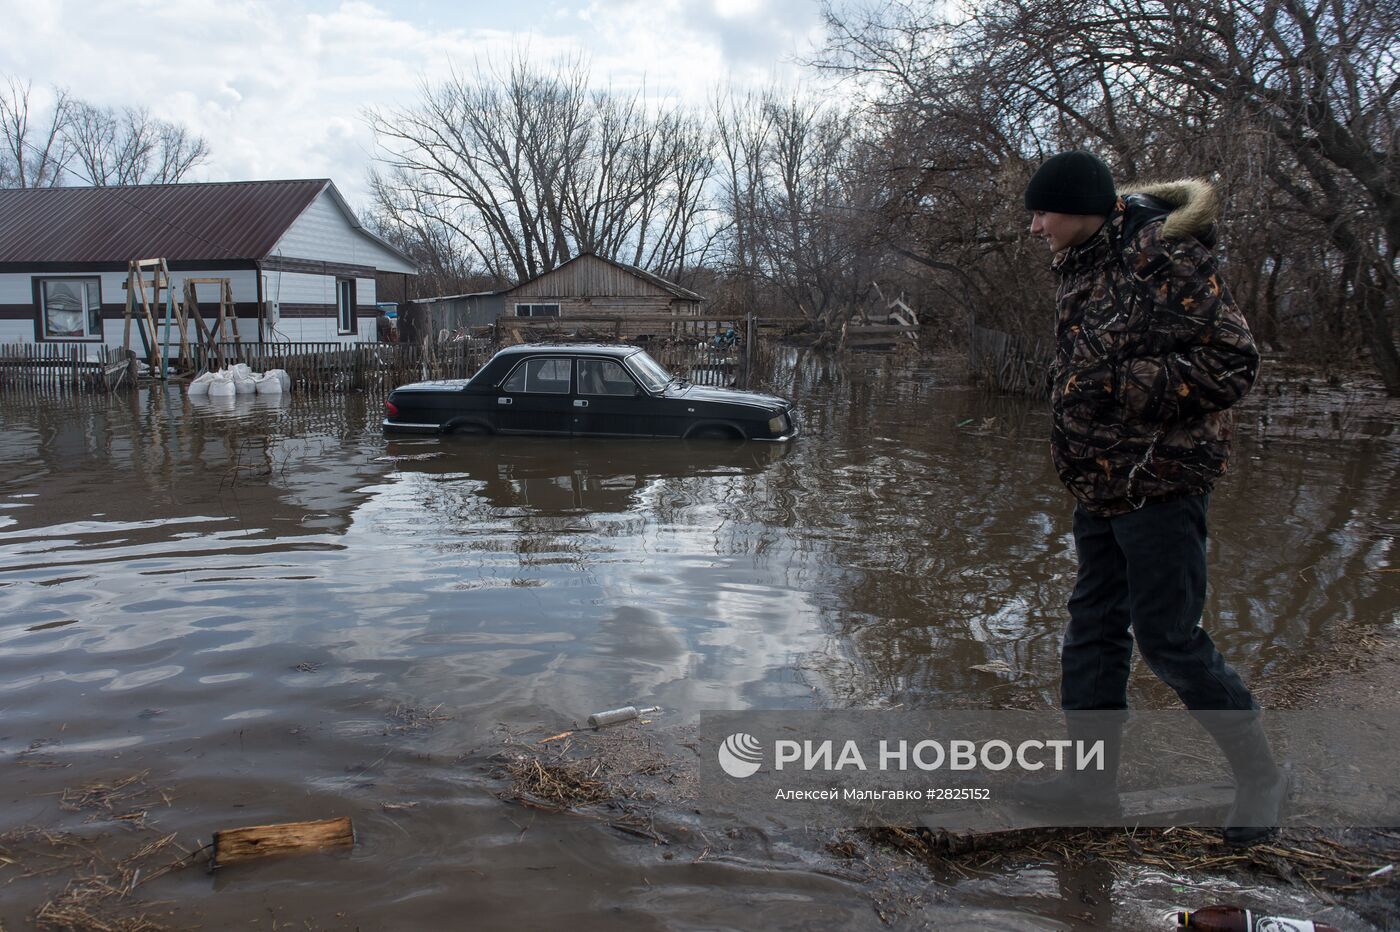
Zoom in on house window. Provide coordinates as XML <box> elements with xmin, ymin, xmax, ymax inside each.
<box><xmin>515</xmin><ymin>303</ymin><xmax>560</xmax><ymax>318</ymax></box>
<box><xmin>38</xmin><ymin>278</ymin><xmax>103</xmax><ymax>341</ymax></box>
<box><xmin>337</xmin><ymin>279</ymin><xmax>356</xmax><ymax>334</ymax></box>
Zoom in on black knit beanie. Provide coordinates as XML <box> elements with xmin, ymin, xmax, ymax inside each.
<box><xmin>1023</xmin><ymin>151</ymin><xmax>1116</xmax><ymax>215</ymax></box>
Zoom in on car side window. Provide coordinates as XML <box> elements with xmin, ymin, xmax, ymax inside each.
<box><xmin>578</xmin><ymin>359</ymin><xmax>638</xmax><ymax>396</ymax></box>
<box><xmin>502</xmin><ymin>358</ymin><xmax>572</xmax><ymax>394</ymax></box>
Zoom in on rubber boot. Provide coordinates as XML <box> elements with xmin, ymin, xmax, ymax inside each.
<box><xmin>1011</xmin><ymin>714</ymin><xmax>1124</xmax><ymax>823</ymax></box>
<box><xmin>1199</xmin><ymin>712</ymin><xmax>1289</xmax><ymax>847</ymax></box>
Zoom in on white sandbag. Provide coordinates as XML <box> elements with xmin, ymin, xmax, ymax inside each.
<box><xmin>253</xmin><ymin>372</ymin><xmax>283</xmax><ymax>394</ymax></box>
<box><xmin>231</xmin><ymin>365</ymin><xmax>257</xmax><ymax>394</ymax></box>
<box><xmin>207</xmin><ymin>372</ymin><xmax>236</xmax><ymax>398</ymax></box>
<box><xmin>188</xmin><ymin>371</ymin><xmax>216</xmax><ymax>396</ymax></box>
<box><xmin>263</xmin><ymin>368</ymin><xmax>291</xmax><ymax>393</ymax></box>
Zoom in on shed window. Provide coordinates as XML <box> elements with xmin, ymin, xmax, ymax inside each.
<box><xmin>515</xmin><ymin>303</ymin><xmax>560</xmax><ymax>318</ymax></box>
<box><xmin>38</xmin><ymin>278</ymin><xmax>103</xmax><ymax>341</ymax></box>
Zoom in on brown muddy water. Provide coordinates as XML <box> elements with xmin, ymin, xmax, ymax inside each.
<box><xmin>1</xmin><ymin>359</ymin><xmax>1397</xmax><ymax>930</ymax></box>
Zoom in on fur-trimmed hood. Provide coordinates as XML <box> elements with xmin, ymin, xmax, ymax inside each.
<box><xmin>1117</xmin><ymin>178</ymin><xmax>1218</xmax><ymax>240</ymax></box>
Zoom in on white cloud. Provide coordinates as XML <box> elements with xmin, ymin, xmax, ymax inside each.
<box><xmin>0</xmin><ymin>0</ymin><xmax>830</xmax><ymax>207</ymax></box>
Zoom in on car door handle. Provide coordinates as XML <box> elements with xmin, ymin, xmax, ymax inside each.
<box><xmin>573</xmin><ymin>399</ymin><xmax>588</xmax><ymax>408</ymax></box>
<box><xmin>497</xmin><ymin>397</ymin><xmax>512</xmax><ymax>405</ymax></box>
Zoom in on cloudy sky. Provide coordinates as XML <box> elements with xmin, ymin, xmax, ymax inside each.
<box><xmin>1</xmin><ymin>0</ymin><xmax>832</xmax><ymax>207</ymax></box>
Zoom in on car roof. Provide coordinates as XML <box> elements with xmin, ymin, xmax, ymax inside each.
<box><xmin>494</xmin><ymin>343</ymin><xmax>642</xmax><ymax>358</ymax></box>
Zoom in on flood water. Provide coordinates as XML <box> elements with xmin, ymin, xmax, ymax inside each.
<box><xmin>2</xmin><ymin>358</ymin><xmax>1397</xmax><ymax>930</ymax></box>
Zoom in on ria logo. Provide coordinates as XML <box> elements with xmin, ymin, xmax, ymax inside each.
<box><xmin>718</xmin><ymin>733</ymin><xmax>764</xmax><ymax>778</ymax></box>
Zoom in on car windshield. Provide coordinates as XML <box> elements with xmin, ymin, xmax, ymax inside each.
<box><xmin>624</xmin><ymin>350</ymin><xmax>675</xmax><ymax>392</ymax></box>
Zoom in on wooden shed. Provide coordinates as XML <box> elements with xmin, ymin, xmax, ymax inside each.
<box><xmin>402</xmin><ymin>290</ymin><xmax>506</xmax><ymax>342</ymax></box>
<box><xmin>501</xmin><ymin>253</ymin><xmax>702</xmax><ymax>321</ymax></box>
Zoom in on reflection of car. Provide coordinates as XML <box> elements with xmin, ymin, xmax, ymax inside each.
<box><xmin>380</xmin><ymin>435</ymin><xmax>792</xmax><ymax>514</ymax></box>
<box><xmin>383</xmin><ymin>344</ymin><xmax>797</xmax><ymax>441</ymax></box>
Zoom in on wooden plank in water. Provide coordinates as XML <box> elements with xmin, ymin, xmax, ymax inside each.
<box><xmin>211</xmin><ymin>816</ymin><xmax>354</xmax><ymax>868</ymax></box>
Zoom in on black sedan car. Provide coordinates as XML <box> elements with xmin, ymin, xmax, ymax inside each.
<box><xmin>382</xmin><ymin>344</ymin><xmax>797</xmax><ymax>441</ymax></box>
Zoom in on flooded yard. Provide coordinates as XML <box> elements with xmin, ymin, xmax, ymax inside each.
<box><xmin>1</xmin><ymin>359</ymin><xmax>1396</xmax><ymax>930</ymax></box>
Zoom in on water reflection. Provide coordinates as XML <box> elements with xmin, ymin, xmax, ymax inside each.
<box><xmin>0</xmin><ymin>369</ymin><xmax>1395</xmax><ymax>930</ymax></box>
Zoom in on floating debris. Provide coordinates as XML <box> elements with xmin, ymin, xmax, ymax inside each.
<box><xmin>587</xmin><ymin>705</ymin><xmax>661</xmax><ymax>728</ymax></box>
<box><xmin>374</xmin><ymin>452</ymin><xmax>446</xmax><ymax>463</ymax></box>
<box><xmin>384</xmin><ymin>703</ymin><xmax>451</xmax><ymax>735</ymax></box>
<box><xmin>59</xmin><ymin>771</ymin><xmax>171</xmax><ymax>829</ymax></box>
<box><xmin>24</xmin><ymin>619</ymin><xmax>79</xmax><ymax>633</ymax></box>
<box><xmin>211</xmin><ymin>817</ymin><xmax>354</xmax><ymax>869</ymax></box>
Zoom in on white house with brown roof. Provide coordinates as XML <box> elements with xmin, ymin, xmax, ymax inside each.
<box><xmin>0</xmin><ymin>179</ymin><xmax>417</xmax><ymax>351</ymax></box>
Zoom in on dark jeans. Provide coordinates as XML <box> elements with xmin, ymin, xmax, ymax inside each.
<box><xmin>1061</xmin><ymin>494</ymin><xmax>1257</xmax><ymax>712</ymax></box>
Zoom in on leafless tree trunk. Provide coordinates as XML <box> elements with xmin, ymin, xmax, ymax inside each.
<box><xmin>67</xmin><ymin>103</ymin><xmax>209</xmax><ymax>185</ymax></box>
<box><xmin>368</xmin><ymin>56</ymin><xmax>713</xmax><ymax>287</ymax></box>
<box><xmin>0</xmin><ymin>77</ymin><xmax>74</xmax><ymax>188</ymax></box>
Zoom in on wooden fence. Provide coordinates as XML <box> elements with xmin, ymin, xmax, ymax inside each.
<box><xmin>0</xmin><ymin>344</ymin><xmax>131</xmax><ymax>394</ymax></box>
<box><xmin>194</xmin><ymin>340</ymin><xmax>499</xmax><ymax>393</ymax></box>
<box><xmin>2</xmin><ymin>315</ymin><xmax>798</xmax><ymax>396</ymax></box>
<box><xmin>969</xmin><ymin>326</ymin><xmax>1052</xmax><ymax>399</ymax></box>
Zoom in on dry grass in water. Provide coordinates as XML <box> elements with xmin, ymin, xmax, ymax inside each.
<box><xmin>499</xmin><ymin>755</ymin><xmax>614</xmax><ymax>808</ymax></box>
<box><xmin>17</xmin><ymin>739</ymin><xmax>69</xmax><ymax>770</ymax></box>
<box><xmin>0</xmin><ymin>829</ymin><xmax>92</xmax><ymax>881</ymax></box>
<box><xmin>1257</xmin><ymin>629</ymin><xmax>1393</xmax><ymax>710</ymax></box>
<box><xmin>384</xmin><ymin>703</ymin><xmax>451</xmax><ymax>735</ymax></box>
<box><xmin>1</xmin><ymin>828</ymin><xmax>205</xmax><ymax>932</ymax></box>
<box><xmin>30</xmin><ymin>831</ymin><xmax>197</xmax><ymax>932</ymax></box>
<box><xmin>492</xmin><ymin>723</ymin><xmax>681</xmax><ymax>844</ymax></box>
<box><xmin>859</xmin><ymin>824</ymin><xmax>1400</xmax><ymax>898</ymax></box>
<box><xmin>59</xmin><ymin>772</ymin><xmax>171</xmax><ymax>829</ymax></box>
<box><xmin>2</xmin><ymin>773</ymin><xmax>204</xmax><ymax>932</ymax></box>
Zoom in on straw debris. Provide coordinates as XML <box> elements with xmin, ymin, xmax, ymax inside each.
<box><xmin>500</xmin><ymin>755</ymin><xmax>614</xmax><ymax>808</ymax></box>
<box><xmin>492</xmin><ymin>722</ymin><xmax>683</xmax><ymax>844</ymax></box>
<box><xmin>3</xmin><ymin>773</ymin><xmax>202</xmax><ymax>932</ymax></box>
<box><xmin>857</xmin><ymin>824</ymin><xmax>1400</xmax><ymax>897</ymax></box>
<box><xmin>384</xmin><ymin>703</ymin><xmax>451</xmax><ymax>735</ymax></box>
<box><xmin>15</xmin><ymin>830</ymin><xmax>202</xmax><ymax>932</ymax></box>
<box><xmin>0</xmin><ymin>829</ymin><xmax>92</xmax><ymax>880</ymax></box>
<box><xmin>59</xmin><ymin>772</ymin><xmax>171</xmax><ymax>828</ymax></box>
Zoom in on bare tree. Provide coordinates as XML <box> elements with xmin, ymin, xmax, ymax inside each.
<box><xmin>365</xmin><ymin>180</ymin><xmax>489</xmax><ymax>298</ymax></box>
<box><xmin>368</xmin><ymin>56</ymin><xmax>713</xmax><ymax>286</ymax></box>
<box><xmin>67</xmin><ymin>102</ymin><xmax>209</xmax><ymax>185</ymax></box>
<box><xmin>0</xmin><ymin>76</ymin><xmax>74</xmax><ymax>188</ymax></box>
<box><xmin>819</xmin><ymin>0</ymin><xmax>1400</xmax><ymax>392</ymax></box>
<box><xmin>707</xmin><ymin>89</ymin><xmax>887</xmax><ymax>331</ymax></box>
<box><xmin>977</xmin><ymin>0</ymin><xmax>1400</xmax><ymax>392</ymax></box>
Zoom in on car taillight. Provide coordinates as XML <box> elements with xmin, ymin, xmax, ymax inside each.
<box><xmin>384</xmin><ymin>400</ymin><xmax>399</xmax><ymax>417</ymax></box>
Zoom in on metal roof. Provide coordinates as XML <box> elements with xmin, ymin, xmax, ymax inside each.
<box><xmin>507</xmin><ymin>252</ymin><xmax>704</xmax><ymax>302</ymax></box>
<box><xmin>409</xmin><ymin>289</ymin><xmax>508</xmax><ymax>305</ymax></box>
<box><xmin>0</xmin><ymin>179</ymin><xmax>331</xmax><ymax>263</ymax></box>
<box><xmin>608</xmin><ymin>257</ymin><xmax>704</xmax><ymax>302</ymax></box>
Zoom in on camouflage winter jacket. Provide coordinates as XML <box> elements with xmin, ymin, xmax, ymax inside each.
<box><xmin>1049</xmin><ymin>179</ymin><xmax>1259</xmax><ymax>516</ymax></box>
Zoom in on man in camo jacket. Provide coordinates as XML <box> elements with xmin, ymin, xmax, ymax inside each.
<box><xmin>1017</xmin><ymin>151</ymin><xmax>1287</xmax><ymax>847</ymax></box>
